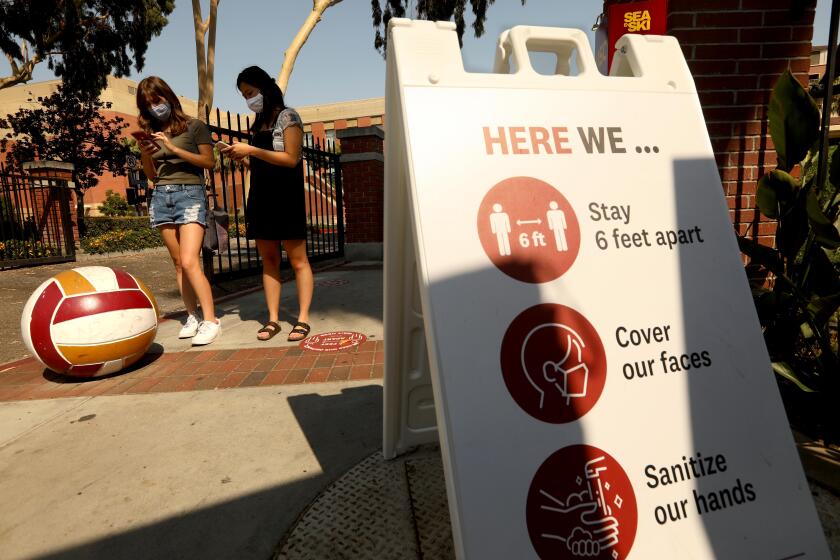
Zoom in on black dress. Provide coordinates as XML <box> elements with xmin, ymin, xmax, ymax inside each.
<box><xmin>245</xmin><ymin>118</ymin><xmax>307</xmax><ymax>241</ymax></box>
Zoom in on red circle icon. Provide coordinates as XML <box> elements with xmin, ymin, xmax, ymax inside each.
<box><xmin>300</xmin><ymin>331</ymin><xmax>367</xmax><ymax>352</ymax></box>
<box><xmin>527</xmin><ymin>445</ymin><xmax>638</xmax><ymax>560</ymax></box>
<box><xmin>500</xmin><ymin>304</ymin><xmax>606</xmax><ymax>424</ymax></box>
<box><xmin>477</xmin><ymin>176</ymin><xmax>580</xmax><ymax>283</ymax></box>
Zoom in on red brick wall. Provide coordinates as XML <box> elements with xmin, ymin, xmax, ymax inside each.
<box><xmin>87</xmin><ymin>110</ymin><xmax>140</xmax><ymax>206</ymax></box>
<box><xmin>336</xmin><ymin>128</ymin><xmax>384</xmax><ymax>244</ymax></box>
<box><xmin>310</xmin><ymin>122</ymin><xmax>327</xmax><ymax>147</ymax></box>
<box><xmin>605</xmin><ymin>0</ymin><xmax>816</xmax><ymax>249</ymax></box>
<box><xmin>668</xmin><ymin>0</ymin><xmax>816</xmax><ymax>247</ymax></box>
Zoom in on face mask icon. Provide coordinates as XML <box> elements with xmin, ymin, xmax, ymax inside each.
<box><xmin>523</xmin><ymin>324</ymin><xmax>590</xmax><ymax>410</ymax></box>
<box><xmin>501</xmin><ymin>304</ymin><xmax>606</xmax><ymax>424</ymax></box>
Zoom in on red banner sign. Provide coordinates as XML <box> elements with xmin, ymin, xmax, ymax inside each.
<box><xmin>606</xmin><ymin>0</ymin><xmax>668</xmax><ymax>71</ymax></box>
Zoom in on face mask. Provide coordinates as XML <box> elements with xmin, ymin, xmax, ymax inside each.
<box><xmin>246</xmin><ymin>93</ymin><xmax>264</xmax><ymax>113</ymax></box>
<box><xmin>150</xmin><ymin>103</ymin><xmax>171</xmax><ymax>121</ymax></box>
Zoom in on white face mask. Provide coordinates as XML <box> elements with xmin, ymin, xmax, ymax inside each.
<box><xmin>150</xmin><ymin>103</ymin><xmax>171</xmax><ymax>121</ymax></box>
<box><xmin>246</xmin><ymin>93</ymin><xmax>264</xmax><ymax>113</ymax></box>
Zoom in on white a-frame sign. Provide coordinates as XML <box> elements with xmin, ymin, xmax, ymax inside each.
<box><xmin>383</xmin><ymin>19</ymin><xmax>830</xmax><ymax>560</ymax></box>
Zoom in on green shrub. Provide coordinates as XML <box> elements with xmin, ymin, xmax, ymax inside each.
<box><xmin>0</xmin><ymin>239</ymin><xmax>57</xmax><ymax>260</ymax></box>
<box><xmin>98</xmin><ymin>189</ymin><xmax>132</xmax><ymax>217</ymax></box>
<box><xmin>737</xmin><ymin>70</ymin><xmax>840</xmax><ymax>440</ymax></box>
<box><xmin>80</xmin><ymin>228</ymin><xmax>163</xmax><ymax>254</ymax></box>
<box><xmin>83</xmin><ymin>216</ymin><xmax>150</xmax><ymax>237</ymax></box>
<box><xmin>81</xmin><ymin>214</ymin><xmax>162</xmax><ymax>253</ymax></box>
<box><xmin>228</xmin><ymin>218</ymin><xmax>246</xmax><ymax>238</ymax></box>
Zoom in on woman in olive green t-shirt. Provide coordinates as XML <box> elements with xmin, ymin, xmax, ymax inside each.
<box><xmin>136</xmin><ymin>76</ymin><xmax>220</xmax><ymax>345</ymax></box>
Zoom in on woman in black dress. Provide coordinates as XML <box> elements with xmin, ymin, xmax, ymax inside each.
<box><xmin>223</xmin><ymin>66</ymin><xmax>313</xmax><ymax>341</ymax></box>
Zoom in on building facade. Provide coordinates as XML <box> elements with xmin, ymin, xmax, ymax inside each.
<box><xmin>0</xmin><ymin>76</ymin><xmax>384</xmax><ymax>214</ymax></box>
<box><xmin>811</xmin><ymin>45</ymin><xmax>827</xmax><ymax>81</ymax></box>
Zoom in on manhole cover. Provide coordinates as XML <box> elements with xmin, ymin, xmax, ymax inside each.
<box><xmin>300</xmin><ymin>331</ymin><xmax>366</xmax><ymax>352</ymax></box>
<box><xmin>275</xmin><ymin>446</ymin><xmax>453</xmax><ymax>560</ymax></box>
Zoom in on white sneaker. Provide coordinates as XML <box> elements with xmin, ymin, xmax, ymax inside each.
<box><xmin>179</xmin><ymin>314</ymin><xmax>200</xmax><ymax>338</ymax></box>
<box><xmin>192</xmin><ymin>319</ymin><xmax>221</xmax><ymax>346</ymax></box>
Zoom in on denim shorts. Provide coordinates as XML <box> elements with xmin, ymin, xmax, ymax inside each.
<box><xmin>149</xmin><ymin>184</ymin><xmax>207</xmax><ymax>228</ymax></box>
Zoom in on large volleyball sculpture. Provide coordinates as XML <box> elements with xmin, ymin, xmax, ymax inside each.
<box><xmin>21</xmin><ymin>266</ymin><xmax>159</xmax><ymax>377</ymax></box>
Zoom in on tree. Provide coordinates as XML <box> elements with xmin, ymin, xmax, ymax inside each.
<box><xmin>99</xmin><ymin>189</ymin><xmax>132</xmax><ymax>217</ymax></box>
<box><xmin>192</xmin><ymin>0</ymin><xmax>221</xmax><ymax>120</ymax></box>
<box><xmin>0</xmin><ymin>84</ymin><xmax>131</xmax><ymax>234</ymax></box>
<box><xmin>0</xmin><ymin>1</ymin><xmax>174</xmax><ymax>96</ymax></box>
<box><xmin>276</xmin><ymin>0</ymin><xmax>344</xmax><ymax>94</ymax></box>
<box><xmin>370</xmin><ymin>0</ymin><xmax>525</xmax><ymax>55</ymax></box>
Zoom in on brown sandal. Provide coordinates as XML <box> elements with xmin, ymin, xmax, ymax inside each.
<box><xmin>257</xmin><ymin>321</ymin><xmax>281</xmax><ymax>341</ymax></box>
<box><xmin>287</xmin><ymin>322</ymin><xmax>311</xmax><ymax>342</ymax></box>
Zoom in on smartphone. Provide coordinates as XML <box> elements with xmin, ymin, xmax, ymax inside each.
<box><xmin>215</xmin><ymin>140</ymin><xmax>231</xmax><ymax>151</ymax></box>
<box><xmin>130</xmin><ymin>130</ymin><xmax>160</xmax><ymax>150</ymax></box>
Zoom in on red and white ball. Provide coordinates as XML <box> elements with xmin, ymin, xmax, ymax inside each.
<box><xmin>20</xmin><ymin>266</ymin><xmax>159</xmax><ymax>377</ymax></box>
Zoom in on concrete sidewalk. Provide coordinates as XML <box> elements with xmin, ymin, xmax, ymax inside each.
<box><xmin>0</xmin><ymin>382</ymin><xmax>381</xmax><ymax>559</ymax></box>
<box><xmin>0</xmin><ymin>261</ymin><xmax>392</xmax><ymax>559</ymax></box>
<box><xmin>1</xmin><ymin>258</ymin><xmax>839</xmax><ymax>559</ymax></box>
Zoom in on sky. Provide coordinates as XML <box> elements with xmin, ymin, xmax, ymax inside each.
<box><xmin>0</xmin><ymin>0</ymin><xmax>834</xmax><ymax>114</ymax></box>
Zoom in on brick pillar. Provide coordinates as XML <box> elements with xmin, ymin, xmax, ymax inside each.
<box><xmin>336</xmin><ymin>126</ymin><xmax>385</xmax><ymax>260</ymax></box>
<box><xmin>21</xmin><ymin>161</ymin><xmax>78</xmax><ymax>247</ymax></box>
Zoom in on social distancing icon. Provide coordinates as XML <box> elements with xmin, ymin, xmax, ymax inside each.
<box><xmin>501</xmin><ymin>304</ymin><xmax>606</xmax><ymax>423</ymax></box>
<box><xmin>477</xmin><ymin>177</ymin><xmax>580</xmax><ymax>283</ymax></box>
<box><xmin>527</xmin><ymin>445</ymin><xmax>638</xmax><ymax>560</ymax></box>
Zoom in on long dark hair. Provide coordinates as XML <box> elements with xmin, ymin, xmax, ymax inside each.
<box><xmin>136</xmin><ymin>76</ymin><xmax>190</xmax><ymax>136</ymax></box>
<box><xmin>236</xmin><ymin>66</ymin><xmax>286</xmax><ymax>132</ymax></box>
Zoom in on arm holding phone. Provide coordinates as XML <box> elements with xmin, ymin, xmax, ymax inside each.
<box><xmin>150</xmin><ymin>130</ymin><xmax>214</xmax><ymax>170</ymax></box>
<box><xmin>130</xmin><ymin>131</ymin><xmax>160</xmax><ymax>150</ymax></box>
<box><xmin>221</xmin><ymin>127</ymin><xmax>301</xmax><ymax>168</ymax></box>
<box><xmin>136</xmin><ymin>136</ymin><xmax>158</xmax><ymax>182</ymax></box>
<box><xmin>132</xmin><ymin>128</ymin><xmax>215</xmax><ymax>184</ymax></box>
<box><xmin>132</xmin><ymin>131</ymin><xmax>160</xmax><ymax>182</ymax></box>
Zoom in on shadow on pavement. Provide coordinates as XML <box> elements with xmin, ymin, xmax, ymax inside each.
<box><xmin>31</xmin><ymin>384</ymin><xmax>383</xmax><ymax>560</ymax></box>
<box><xmin>41</xmin><ymin>344</ymin><xmax>166</xmax><ymax>384</ymax></box>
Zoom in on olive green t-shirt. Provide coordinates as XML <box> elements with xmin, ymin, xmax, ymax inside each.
<box><xmin>151</xmin><ymin>118</ymin><xmax>212</xmax><ymax>185</ymax></box>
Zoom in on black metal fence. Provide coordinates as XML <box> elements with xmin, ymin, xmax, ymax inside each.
<box><xmin>0</xmin><ymin>163</ymin><xmax>76</xmax><ymax>269</ymax></box>
<box><xmin>203</xmin><ymin>108</ymin><xmax>344</xmax><ymax>282</ymax></box>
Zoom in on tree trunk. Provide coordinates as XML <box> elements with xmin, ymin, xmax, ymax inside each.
<box><xmin>75</xmin><ymin>188</ymin><xmax>86</xmax><ymax>238</ymax></box>
<box><xmin>193</xmin><ymin>0</ymin><xmax>220</xmax><ymax>120</ymax></box>
<box><xmin>0</xmin><ymin>43</ymin><xmax>42</xmax><ymax>91</ymax></box>
<box><xmin>277</xmin><ymin>0</ymin><xmax>342</xmax><ymax>94</ymax></box>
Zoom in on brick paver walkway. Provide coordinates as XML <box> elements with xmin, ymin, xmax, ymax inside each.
<box><xmin>0</xmin><ymin>341</ymin><xmax>384</xmax><ymax>402</ymax></box>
